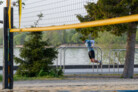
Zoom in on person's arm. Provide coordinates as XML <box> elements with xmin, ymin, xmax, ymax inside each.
<box><xmin>85</xmin><ymin>42</ymin><xmax>87</xmax><ymax>47</ymax></box>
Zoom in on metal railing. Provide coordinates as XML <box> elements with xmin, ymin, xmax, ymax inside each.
<box><xmin>108</xmin><ymin>49</ymin><xmax>138</xmax><ymax>74</ymax></box>
<box><xmin>55</xmin><ymin>47</ymin><xmax>138</xmax><ymax>74</ymax></box>
<box><xmin>0</xmin><ymin>47</ymin><xmax>137</xmax><ymax>74</ymax></box>
<box><xmin>108</xmin><ymin>49</ymin><xmax>126</xmax><ymax>74</ymax></box>
<box><xmin>55</xmin><ymin>46</ymin><xmax>103</xmax><ymax>73</ymax></box>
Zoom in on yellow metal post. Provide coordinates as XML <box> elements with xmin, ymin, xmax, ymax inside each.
<box><xmin>8</xmin><ymin>0</ymin><xmax>11</xmax><ymax>29</ymax></box>
<box><xmin>6</xmin><ymin>0</ymin><xmax>8</xmax><ymax>7</ymax></box>
<box><xmin>19</xmin><ymin>0</ymin><xmax>22</xmax><ymax>29</ymax></box>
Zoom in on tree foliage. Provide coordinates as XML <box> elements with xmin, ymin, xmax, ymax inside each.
<box><xmin>14</xmin><ymin>33</ymin><xmax>27</xmax><ymax>45</ymax></box>
<box><xmin>0</xmin><ymin>1</ymin><xmax>3</xmax><ymax>5</ymax></box>
<box><xmin>95</xmin><ymin>31</ymin><xmax>127</xmax><ymax>48</ymax></box>
<box><xmin>136</xmin><ymin>29</ymin><xmax>138</xmax><ymax>43</ymax></box>
<box><xmin>42</xmin><ymin>29</ymin><xmax>82</xmax><ymax>46</ymax></box>
<box><xmin>14</xmin><ymin>14</ymin><xmax>59</xmax><ymax>77</ymax></box>
<box><xmin>0</xmin><ymin>28</ymin><xmax>137</xmax><ymax>46</ymax></box>
<box><xmin>14</xmin><ymin>32</ymin><xmax>58</xmax><ymax>77</ymax></box>
<box><xmin>76</xmin><ymin>0</ymin><xmax>138</xmax><ymax>39</ymax></box>
<box><xmin>76</xmin><ymin>0</ymin><xmax>138</xmax><ymax>78</ymax></box>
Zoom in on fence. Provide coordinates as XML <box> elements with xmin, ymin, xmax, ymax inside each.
<box><xmin>55</xmin><ymin>47</ymin><xmax>138</xmax><ymax>74</ymax></box>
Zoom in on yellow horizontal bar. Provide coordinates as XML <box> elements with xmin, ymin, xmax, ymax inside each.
<box><xmin>10</xmin><ymin>14</ymin><xmax>138</xmax><ymax>32</ymax></box>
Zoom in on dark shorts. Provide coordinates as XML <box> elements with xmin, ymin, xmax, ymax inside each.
<box><xmin>88</xmin><ymin>50</ymin><xmax>95</xmax><ymax>59</ymax></box>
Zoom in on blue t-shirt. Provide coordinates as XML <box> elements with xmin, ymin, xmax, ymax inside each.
<box><xmin>85</xmin><ymin>40</ymin><xmax>95</xmax><ymax>51</ymax></box>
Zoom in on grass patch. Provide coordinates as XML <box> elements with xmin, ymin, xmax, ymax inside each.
<box><xmin>0</xmin><ymin>75</ymin><xmax>64</xmax><ymax>82</ymax></box>
<box><xmin>0</xmin><ymin>74</ymin><xmax>138</xmax><ymax>82</ymax></box>
<box><xmin>0</xmin><ymin>75</ymin><xmax>2</xmax><ymax>82</ymax></box>
<box><xmin>14</xmin><ymin>75</ymin><xmax>64</xmax><ymax>81</ymax></box>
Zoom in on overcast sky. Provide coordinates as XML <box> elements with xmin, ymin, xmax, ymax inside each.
<box><xmin>0</xmin><ymin>0</ymin><xmax>5</xmax><ymax>28</ymax></box>
<box><xmin>0</xmin><ymin>0</ymin><xmax>97</xmax><ymax>28</ymax></box>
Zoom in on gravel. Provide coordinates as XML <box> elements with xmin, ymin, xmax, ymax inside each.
<box><xmin>0</xmin><ymin>78</ymin><xmax>138</xmax><ymax>92</ymax></box>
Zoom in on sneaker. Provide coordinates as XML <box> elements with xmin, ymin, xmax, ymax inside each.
<box><xmin>99</xmin><ymin>61</ymin><xmax>102</xmax><ymax>66</ymax></box>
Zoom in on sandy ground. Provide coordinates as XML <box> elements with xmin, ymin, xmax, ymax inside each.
<box><xmin>0</xmin><ymin>77</ymin><xmax>138</xmax><ymax>92</ymax></box>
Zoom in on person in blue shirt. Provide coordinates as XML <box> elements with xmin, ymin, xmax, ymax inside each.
<box><xmin>84</xmin><ymin>40</ymin><xmax>102</xmax><ymax>65</ymax></box>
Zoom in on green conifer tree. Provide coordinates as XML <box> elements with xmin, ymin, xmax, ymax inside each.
<box><xmin>14</xmin><ymin>13</ymin><xmax>58</xmax><ymax>77</ymax></box>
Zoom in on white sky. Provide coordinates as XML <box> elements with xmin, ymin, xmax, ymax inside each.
<box><xmin>0</xmin><ymin>0</ymin><xmax>6</xmax><ymax>28</ymax></box>
<box><xmin>0</xmin><ymin>0</ymin><xmax>97</xmax><ymax>28</ymax></box>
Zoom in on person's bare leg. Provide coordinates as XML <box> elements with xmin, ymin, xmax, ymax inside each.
<box><xmin>90</xmin><ymin>58</ymin><xmax>99</xmax><ymax>63</ymax></box>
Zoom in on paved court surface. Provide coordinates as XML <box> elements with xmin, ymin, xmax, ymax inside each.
<box><xmin>0</xmin><ymin>77</ymin><xmax>138</xmax><ymax>92</ymax></box>
<box><xmin>64</xmin><ymin>68</ymin><xmax>138</xmax><ymax>75</ymax></box>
